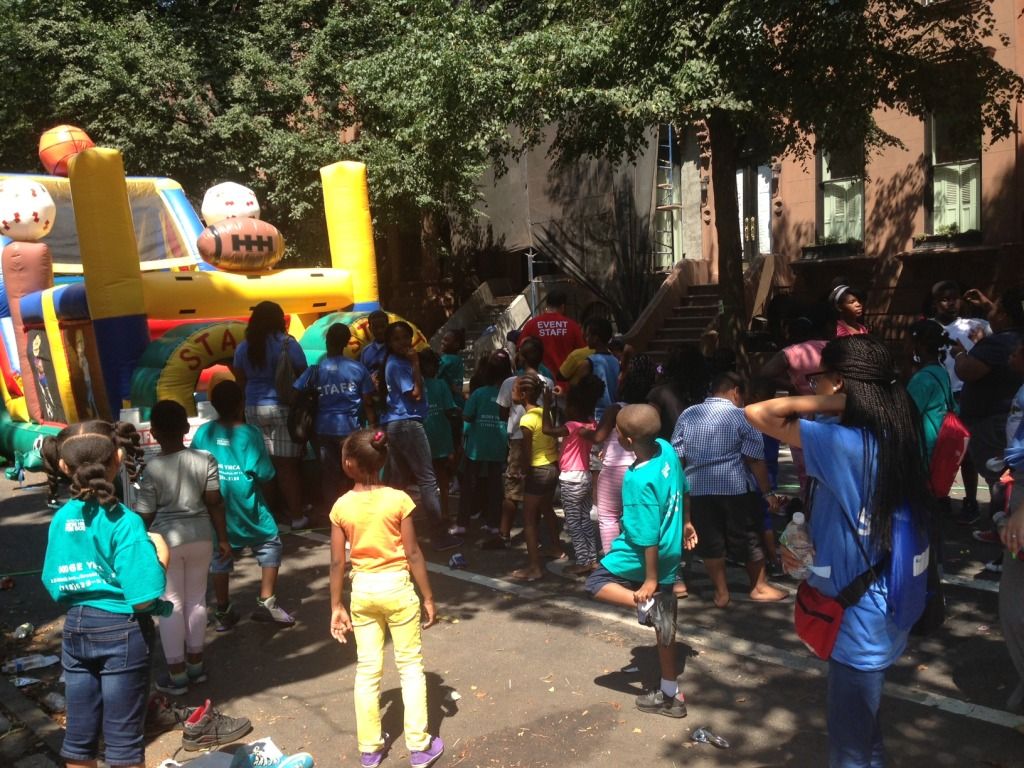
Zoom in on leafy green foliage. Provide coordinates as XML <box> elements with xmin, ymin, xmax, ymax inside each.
<box><xmin>0</xmin><ymin>0</ymin><xmax>521</xmax><ymax>266</ymax></box>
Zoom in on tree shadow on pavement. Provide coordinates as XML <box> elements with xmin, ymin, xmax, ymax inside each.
<box><xmin>593</xmin><ymin>643</ymin><xmax>696</xmax><ymax>696</ymax></box>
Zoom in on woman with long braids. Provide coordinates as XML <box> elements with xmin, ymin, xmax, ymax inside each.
<box><xmin>745</xmin><ymin>336</ymin><xmax>931</xmax><ymax>767</ymax></box>
<box><xmin>233</xmin><ymin>301</ymin><xmax>309</xmax><ymax>529</ymax></box>
<box><xmin>42</xmin><ymin>421</ymin><xmax>168</xmax><ymax>768</ymax></box>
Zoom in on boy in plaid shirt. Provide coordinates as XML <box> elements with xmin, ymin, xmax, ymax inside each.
<box><xmin>672</xmin><ymin>372</ymin><xmax>787</xmax><ymax>608</ymax></box>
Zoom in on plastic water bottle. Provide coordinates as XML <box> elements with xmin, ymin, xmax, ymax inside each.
<box><xmin>1</xmin><ymin>653</ymin><xmax>60</xmax><ymax>674</ymax></box>
<box><xmin>780</xmin><ymin>512</ymin><xmax>814</xmax><ymax>580</ymax></box>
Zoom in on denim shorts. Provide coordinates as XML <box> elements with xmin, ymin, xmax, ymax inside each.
<box><xmin>210</xmin><ymin>535</ymin><xmax>283</xmax><ymax>574</ymax></box>
<box><xmin>584</xmin><ymin>565</ymin><xmax>674</xmax><ymax>598</ymax></box>
<box><xmin>61</xmin><ymin>605</ymin><xmax>154</xmax><ymax>766</ymax></box>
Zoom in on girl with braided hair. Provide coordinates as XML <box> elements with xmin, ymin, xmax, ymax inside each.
<box><xmin>746</xmin><ymin>335</ymin><xmax>930</xmax><ymax>767</ymax></box>
<box><xmin>42</xmin><ymin>420</ymin><xmax>168</xmax><ymax>768</ymax></box>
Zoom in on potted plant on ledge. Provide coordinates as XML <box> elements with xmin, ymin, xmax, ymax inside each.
<box><xmin>912</xmin><ymin>224</ymin><xmax>983</xmax><ymax>251</ymax></box>
<box><xmin>800</xmin><ymin>236</ymin><xmax>865</xmax><ymax>260</ymax></box>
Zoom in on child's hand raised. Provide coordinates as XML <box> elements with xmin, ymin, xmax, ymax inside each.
<box><xmin>330</xmin><ymin>607</ymin><xmax>352</xmax><ymax>643</ymax></box>
<box><xmin>421</xmin><ymin>597</ymin><xmax>436</xmax><ymax>629</ymax></box>
<box><xmin>542</xmin><ymin>387</ymin><xmax>554</xmax><ymax>408</ymax></box>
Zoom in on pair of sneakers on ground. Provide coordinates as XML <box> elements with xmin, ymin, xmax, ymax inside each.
<box><xmin>634</xmin><ymin>591</ymin><xmax>687</xmax><ymax>719</ymax></box>
<box><xmin>360</xmin><ymin>733</ymin><xmax>445</xmax><ymax>768</ymax></box>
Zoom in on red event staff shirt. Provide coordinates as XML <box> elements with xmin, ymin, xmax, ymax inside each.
<box><xmin>518</xmin><ymin>311</ymin><xmax>586</xmax><ymax>378</ymax></box>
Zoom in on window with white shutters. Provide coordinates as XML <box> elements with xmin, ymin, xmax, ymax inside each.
<box><xmin>930</xmin><ymin>114</ymin><xmax>981</xmax><ymax>233</ymax></box>
<box><xmin>820</xmin><ymin>151</ymin><xmax>864</xmax><ymax>243</ymax></box>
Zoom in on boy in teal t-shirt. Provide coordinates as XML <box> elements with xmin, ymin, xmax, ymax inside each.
<box><xmin>420</xmin><ymin>350</ymin><xmax>462</xmax><ymax>524</ymax></box>
<box><xmin>191</xmin><ymin>380</ymin><xmax>295</xmax><ymax>628</ymax></box>
<box><xmin>585</xmin><ymin>404</ymin><xmax>697</xmax><ymax>719</ymax></box>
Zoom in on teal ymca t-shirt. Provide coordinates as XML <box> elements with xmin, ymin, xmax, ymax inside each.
<box><xmin>463</xmin><ymin>384</ymin><xmax>508</xmax><ymax>462</ymax></box>
<box><xmin>191</xmin><ymin>421</ymin><xmax>279</xmax><ymax>547</ymax></box>
<box><xmin>423</xmin><ymin>377</ymin><xmax>457</xmax><ymax>459</ymax></box>
<box><xmin>42</xmin><ymin>499</ymin><xmax>166</xmax><ymax>614</ymax></box>
<box><xmin>438</xmin><ymin>353</ymin><xmax>465</xmax><ymax>405</ymax></box>
<box><xmin>907</xmin><ymin>363</ymin><xmax>952</xmax><ymax>461</ymax></box>
<box><xmin>601</xmin><ymin>438</ymin><xmax>686</xmax><ymax>584</ymax></box>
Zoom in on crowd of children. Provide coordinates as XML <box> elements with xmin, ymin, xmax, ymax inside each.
<box><xmin>34</xmin><ymin>278</ymin><xmax>1024</xmax><ymax>766</ymax></box>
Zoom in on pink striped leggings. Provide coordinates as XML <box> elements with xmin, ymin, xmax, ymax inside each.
<box><xmin>158</xmin><ymin>539</ymin><xmax>213</xmax><ymax>664</ymax></box>
<box><xmin>595</xmin><ymin>464</ymin><xmax>629</xmax><ymax>553</ymax></box>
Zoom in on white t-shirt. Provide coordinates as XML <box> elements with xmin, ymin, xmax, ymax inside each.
<box><xmin>942</xmin><ymin>317</ymin><xmax>992</xmax><ymax>393</ymax></box>
<box><xmin>496</xmin><ymin>372</ymin><xmax>554</xmax><ymax>439</ymax></box>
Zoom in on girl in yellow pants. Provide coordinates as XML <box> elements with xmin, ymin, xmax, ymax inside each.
<box><xmin>329</xmin><ymin>429</ymin><xmax>445</xmax><ymax>768</ymax></box>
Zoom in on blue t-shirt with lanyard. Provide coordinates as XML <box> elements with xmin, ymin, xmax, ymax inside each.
<box><xmin>589</xmin><ymin>352</ymin><xmax>620</xmax><ymax>420</ymax></box>
<box><xmin>800</xmin><ymin>419</ymin><xmax>909</xmax><ymax>671</ymax></box>
<box><xmin>360</xmin><ymin>340</ymin><xmax>387</xmax><ymax>378</ymax></box>
<box><xmin>233</xmin><ymin>332</ymin><xmax>308</xmax><ymax>406</ymax></box>
<box><xmin>295</xmin><ymin>355</ymin><xmax>374</xmax><ymax>437</ymax></box>
<box><xmin>381</xmin><ymin>355</ymin><xmax>428</xmax><ymax>423</ymax></box>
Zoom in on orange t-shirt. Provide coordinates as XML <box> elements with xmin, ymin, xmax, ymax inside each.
<box><xmin>329</xmin><ymin>486</ymin><xmax>416</xmax><ymax>573</ymax></box>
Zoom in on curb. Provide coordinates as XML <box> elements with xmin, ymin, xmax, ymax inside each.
<box><xmin>0</xmin><ymin>676</ymin><xmax>64</xmax><ymax>759</ymax></box>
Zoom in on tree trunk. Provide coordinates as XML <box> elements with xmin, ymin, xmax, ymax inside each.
<box><xmin>707</xmin><ymin>110</ymin><xmax>749</xmax><ymax>374</ymax></box>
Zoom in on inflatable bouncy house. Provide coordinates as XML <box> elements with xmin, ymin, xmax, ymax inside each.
<box><xmin>0</xmin><ymin>126</ymin><xmax>427</xmax><ymax>468</ymax></box>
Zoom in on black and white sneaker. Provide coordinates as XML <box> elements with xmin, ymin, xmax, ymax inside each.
<box><xmin>649</xmin><ymin>592</ymin><xmax>678</xmax><ymax>646</ymax></box>
<box><xmin>181</xmin><ymin>699</ymin><xmax>253</xmax><ymax>751</ymax></box>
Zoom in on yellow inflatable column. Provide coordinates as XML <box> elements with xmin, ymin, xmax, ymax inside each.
<box><xmin>321</xmin><ymin>161</ymin><xmax>379</xmax><ymax>311</ymax></box>
<box><xmin>68</xmin><ymin>149</ymin><xmax>149</xmax><ymax>414</ymax></box>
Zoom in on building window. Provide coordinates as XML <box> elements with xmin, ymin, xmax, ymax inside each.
<box><xmin>930</xmin><ymin>114</ymin><xmax>980</xmax><ymax>234</ymax></box>
<box><xmin>653</xmin><ymin>124</ymin><xmax>683</xmax><ymax>270</ymax></box>
<box><xmin>820</xmin><ymin>150</ymin><xmax>864</xmax><ymax>244</ymax></box>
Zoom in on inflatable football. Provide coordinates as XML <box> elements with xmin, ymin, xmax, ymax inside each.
<box><xmin>197</xmin><ymin>217</ymin><xmax>284</xmax><ymax>272</ymax></box>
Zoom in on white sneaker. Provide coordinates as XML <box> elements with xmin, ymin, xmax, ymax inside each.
<box><xmin>289</xmin><ymin>515</ymin><xmax>310</xmax><ymax>530</ymax></box>
<box><xmin>448</xmin><ymin>525</ymin><xmax>467</xmax><ymax>535</ymax></box>
<box><xmin>252</xmin><ymin>595</ymin><xmax>296</xmax><ymax>626</ymax></box>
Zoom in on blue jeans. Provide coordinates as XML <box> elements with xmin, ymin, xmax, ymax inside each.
<box><xmin>827</xmin><ymin>659</ymin><xmax>886</xmax><ymax>768</ymax></box>
<box><xmin>61</xmin><ymin>605</ymin><xmax>154</xmax><ymax>766</ymax></box>
<box><xmin>384</xmin><ymin>419</ymin><xmax>443</xmax><ymax>534</ymax></box>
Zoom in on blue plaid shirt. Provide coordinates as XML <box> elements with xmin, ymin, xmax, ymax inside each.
<box><xmin>671</xmin><ymin>397</ymin><xmax>764</xmax><ymax>496</ymax></box>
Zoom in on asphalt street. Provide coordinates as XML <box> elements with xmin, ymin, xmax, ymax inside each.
<box><xmin>0</xmin><ymin>453</ymin><xmax>1021</xmax><ymax>767</ymax></box>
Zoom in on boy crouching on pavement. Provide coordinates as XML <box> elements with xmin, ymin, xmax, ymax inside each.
<box><xmin>585</xmin><ymin>404</ymin><xmax>697</xmax><ymax>717</ymax></box>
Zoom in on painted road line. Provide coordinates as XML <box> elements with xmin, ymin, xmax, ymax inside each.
<box><xmin>942</xmin><ymin>573</ymin><xmax>999</xmax><ymax>594</ymax></box>
<box><xmin>419</xmin><ymin>556</ymin><xmax>1024</xmax><ymax>732</ymax></box>
<box><xmin>291</xmin><ymin>528</ymin><xmax>1020</xmax><ymax>729</ymax></box>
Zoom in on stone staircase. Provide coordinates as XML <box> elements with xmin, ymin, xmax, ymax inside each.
<box><xmin>643</xmin><ymin>283</ymin><xmax>720</xmax><ymax>363</ymax></box>
<box><xmin>430</xmin><ymin>279</ymin><xmax>532</xmax><ymax>377</ymax></box>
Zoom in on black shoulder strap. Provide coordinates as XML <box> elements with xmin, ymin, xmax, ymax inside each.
<box><xmin>921</xmin><ymin>366</ymin><xmax>955</xmax><ymax>413</ymax></box>
<box><xmin>807</xmin><ymin>478</ymin><xmax>884</xmax><ymax>609</ymax></box>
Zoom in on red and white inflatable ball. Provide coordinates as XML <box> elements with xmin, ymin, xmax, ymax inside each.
<box><xmin>0</xmin><ymin>179</ymin><xmax>56</xmax><ymax>241</ymax></box>
<box><xmin>197</xmin><ymin>217</ymin><xmax>284</xmax><ymax>272</ymax></box>
<box><xmin>201</xmin><ymin>182</ymin><xmax>261</xmax><ymax>226</ymax></box>
<box><xmin>38</xmin><ymin>125</ymin><xmax>95</xmax><ymax>177</ymax></box>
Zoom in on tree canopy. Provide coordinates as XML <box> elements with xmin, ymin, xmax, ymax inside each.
<box><xmin>1</xmin><ymin>0</ymin><xmax>1019</xmax><ymax>331</ymax></box>
<box><xmin>504</xmin><ymin>0</ymin><xmax>1023</xmax><ymax>348</ymax></box>
<box><xmin>0</xmin><ymin>0</ymin><xmax>521</xmax><ymax>266</ymax></box>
